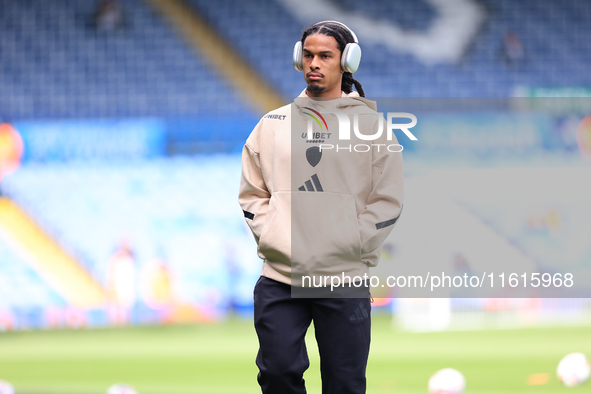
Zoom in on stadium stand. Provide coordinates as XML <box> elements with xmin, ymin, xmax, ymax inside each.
<box><xmin>1</xmin><ymin>0</ymin><xmax>590</xmax><ymax>122</ymax></box>
<box><xmin>189</xmin><ymin>0</ymin><xmax>591</xmax><ymax>98</ymax></box>
<box><xmin>1</xmin><ymin>156</ymin><xmax>255</xmax><ymax>310</ymax></box>
<box><xmin>0</xmin><ymin>237</ymin><xmax>66</xmax><ymax>311</ymax></box>
<box><xmin>0</xmin><ymin>0</ymin><xmax>254</xmax><ymax>120</ymax></box>
<box><xmin>0</xmin><ymin>197</ymin><xmax>106</xmax><ymax>308</ymax></box>
<box><xmin>462</xmin><ymin>200</ymin><xmax>591</xmax><ymax>278</ymax></box>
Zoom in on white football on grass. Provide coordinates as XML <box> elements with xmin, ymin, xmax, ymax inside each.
<box><xmin>106</xmin><ymin>383</ymin><xmax>138</xmax><ymax>394</ymax></box>
<box><xmin>557</xmin><ymin>352</ymin><xmax>590</xmax><ymax>387</ymax></box>
<box><xmin>0</xmin><ymin>380</ymin><xmax>15</xmax><ymax>394</ymax></box>
<box><xmin>428</xmin><ymin>368</ymin><xmax>466</xmax><ymax>394</ymax></box>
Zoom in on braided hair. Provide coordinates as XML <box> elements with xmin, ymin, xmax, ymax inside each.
<box><xmin>301</xmin><ymin>22</ymin><xmax>365</xmax><ymax>97</ymax></box>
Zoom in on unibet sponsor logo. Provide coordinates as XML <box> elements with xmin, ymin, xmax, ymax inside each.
<box><xmin>300</xmin><ymin>131</ymin><xmax>332</xmax><ymax>143</ymax></box>
<box><xmin>263</xmin><ymin>114</ymin><xmax>287</xmax><ymax>120</ymax></box>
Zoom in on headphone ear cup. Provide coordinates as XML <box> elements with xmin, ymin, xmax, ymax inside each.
<box><xmin>341</xmin><ymin>43</ymin><xmax>362</xmax><ymax>73</ymax></box>
<box><xmin>293</xmin><ymin>41</ymin><xmax>303</xmax><ymax>72</ymax></box>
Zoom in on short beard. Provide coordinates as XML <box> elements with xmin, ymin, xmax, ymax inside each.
<box><xmin>306</xmin><ymin>84</ymin><xmax>326</xmax><ymax>94</ymax></box>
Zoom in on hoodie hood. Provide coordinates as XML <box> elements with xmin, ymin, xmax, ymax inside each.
<box><xmin>296</xmin><ymin>89</ymin><xmax>377</xmax><ymax>112</ymax></box>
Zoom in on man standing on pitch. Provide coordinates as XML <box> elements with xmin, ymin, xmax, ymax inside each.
<box><xmin>239</xmin><ymin>21</ymin><xmax>404</xmax><ymax>394</ymax></box>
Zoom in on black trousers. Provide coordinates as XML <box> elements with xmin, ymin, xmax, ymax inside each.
<box><xmin>254</xmin><ymin>276</ymin><xmax>371</xmax><ymax>394</ymax></box>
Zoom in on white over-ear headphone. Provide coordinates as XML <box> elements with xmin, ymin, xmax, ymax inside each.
<box><xmin>293</xmin><ymin>20</ymin><xmax>362</xmax><ymax>74</ymax></box>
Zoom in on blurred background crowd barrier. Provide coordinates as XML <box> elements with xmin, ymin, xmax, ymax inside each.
<box><xmin>0</xmin><ymin>0</ymin><xmax>590</xmax><ymax>332</ymax></box>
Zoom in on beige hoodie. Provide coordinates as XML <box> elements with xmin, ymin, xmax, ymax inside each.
<box><xmin>239</xmin><ymin>90</ymin><xmax>404</xmax><ymax>286</ymax></box>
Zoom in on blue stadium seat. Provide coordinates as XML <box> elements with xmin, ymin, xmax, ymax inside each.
<box><xmin>0</xmin><ymin>0</ymin><xmax>255</xmax><ymax>119</ymax></box>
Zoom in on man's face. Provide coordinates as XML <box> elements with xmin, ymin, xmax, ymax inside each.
<box><xmin>302</xmin><ymin>33</ymin><xmax>343</xmax><ymax>97</ymax></box>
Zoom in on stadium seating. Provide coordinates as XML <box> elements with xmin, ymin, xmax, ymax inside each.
<box><xmin>2</xmin><ymin>0</ymin><xmax>589</xmax><ymax>121</ymax></box>
<box><xmin>1</xmin><ymin>156</ymin><xmax>259</xmax><ymax>310</ymax></box>
<box><xmin>0</xmin><ymin>0</ymin><xmax>253</xmax><ymax>120</ymax></box>
<box><xmin>189</xmin><ymin>0</ymin><xmax>591</xmax><ymax>98</ymax></box>
<box><xmin>0</xmin><ymin>238</ymin><xmax>66</xmax><ymax>310</ymax></box>
<box><xmin>462</xmin><ymin>201</ymin><xmax>591</xmax><ymax>275</ymax></box>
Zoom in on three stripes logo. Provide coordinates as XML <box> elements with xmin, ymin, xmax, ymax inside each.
<box><xmin>298</xmin><ymin>174</ymin><xmax>323</xmax><ymax>192</ymax></box>
<box><xmin>349</xmin><ymin>301</ymin><xmax>369</xmax><ymax>322</ymax></box>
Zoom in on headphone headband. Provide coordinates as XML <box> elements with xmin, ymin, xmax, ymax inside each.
<box><xmin>292</xmin><ymin>20</ymin><xmax>362</xmax><ymax>73</ymax></box>
<box><xmin>312</xmin><ymin>20</ymin><xmax>359</xmax><ymax>44</ymax></box>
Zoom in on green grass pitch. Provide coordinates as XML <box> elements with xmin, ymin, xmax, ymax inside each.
<box><xmin>0</xmin><ymin>314</ymin><xmax>590</xmax><ymax>394</ymax></box>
